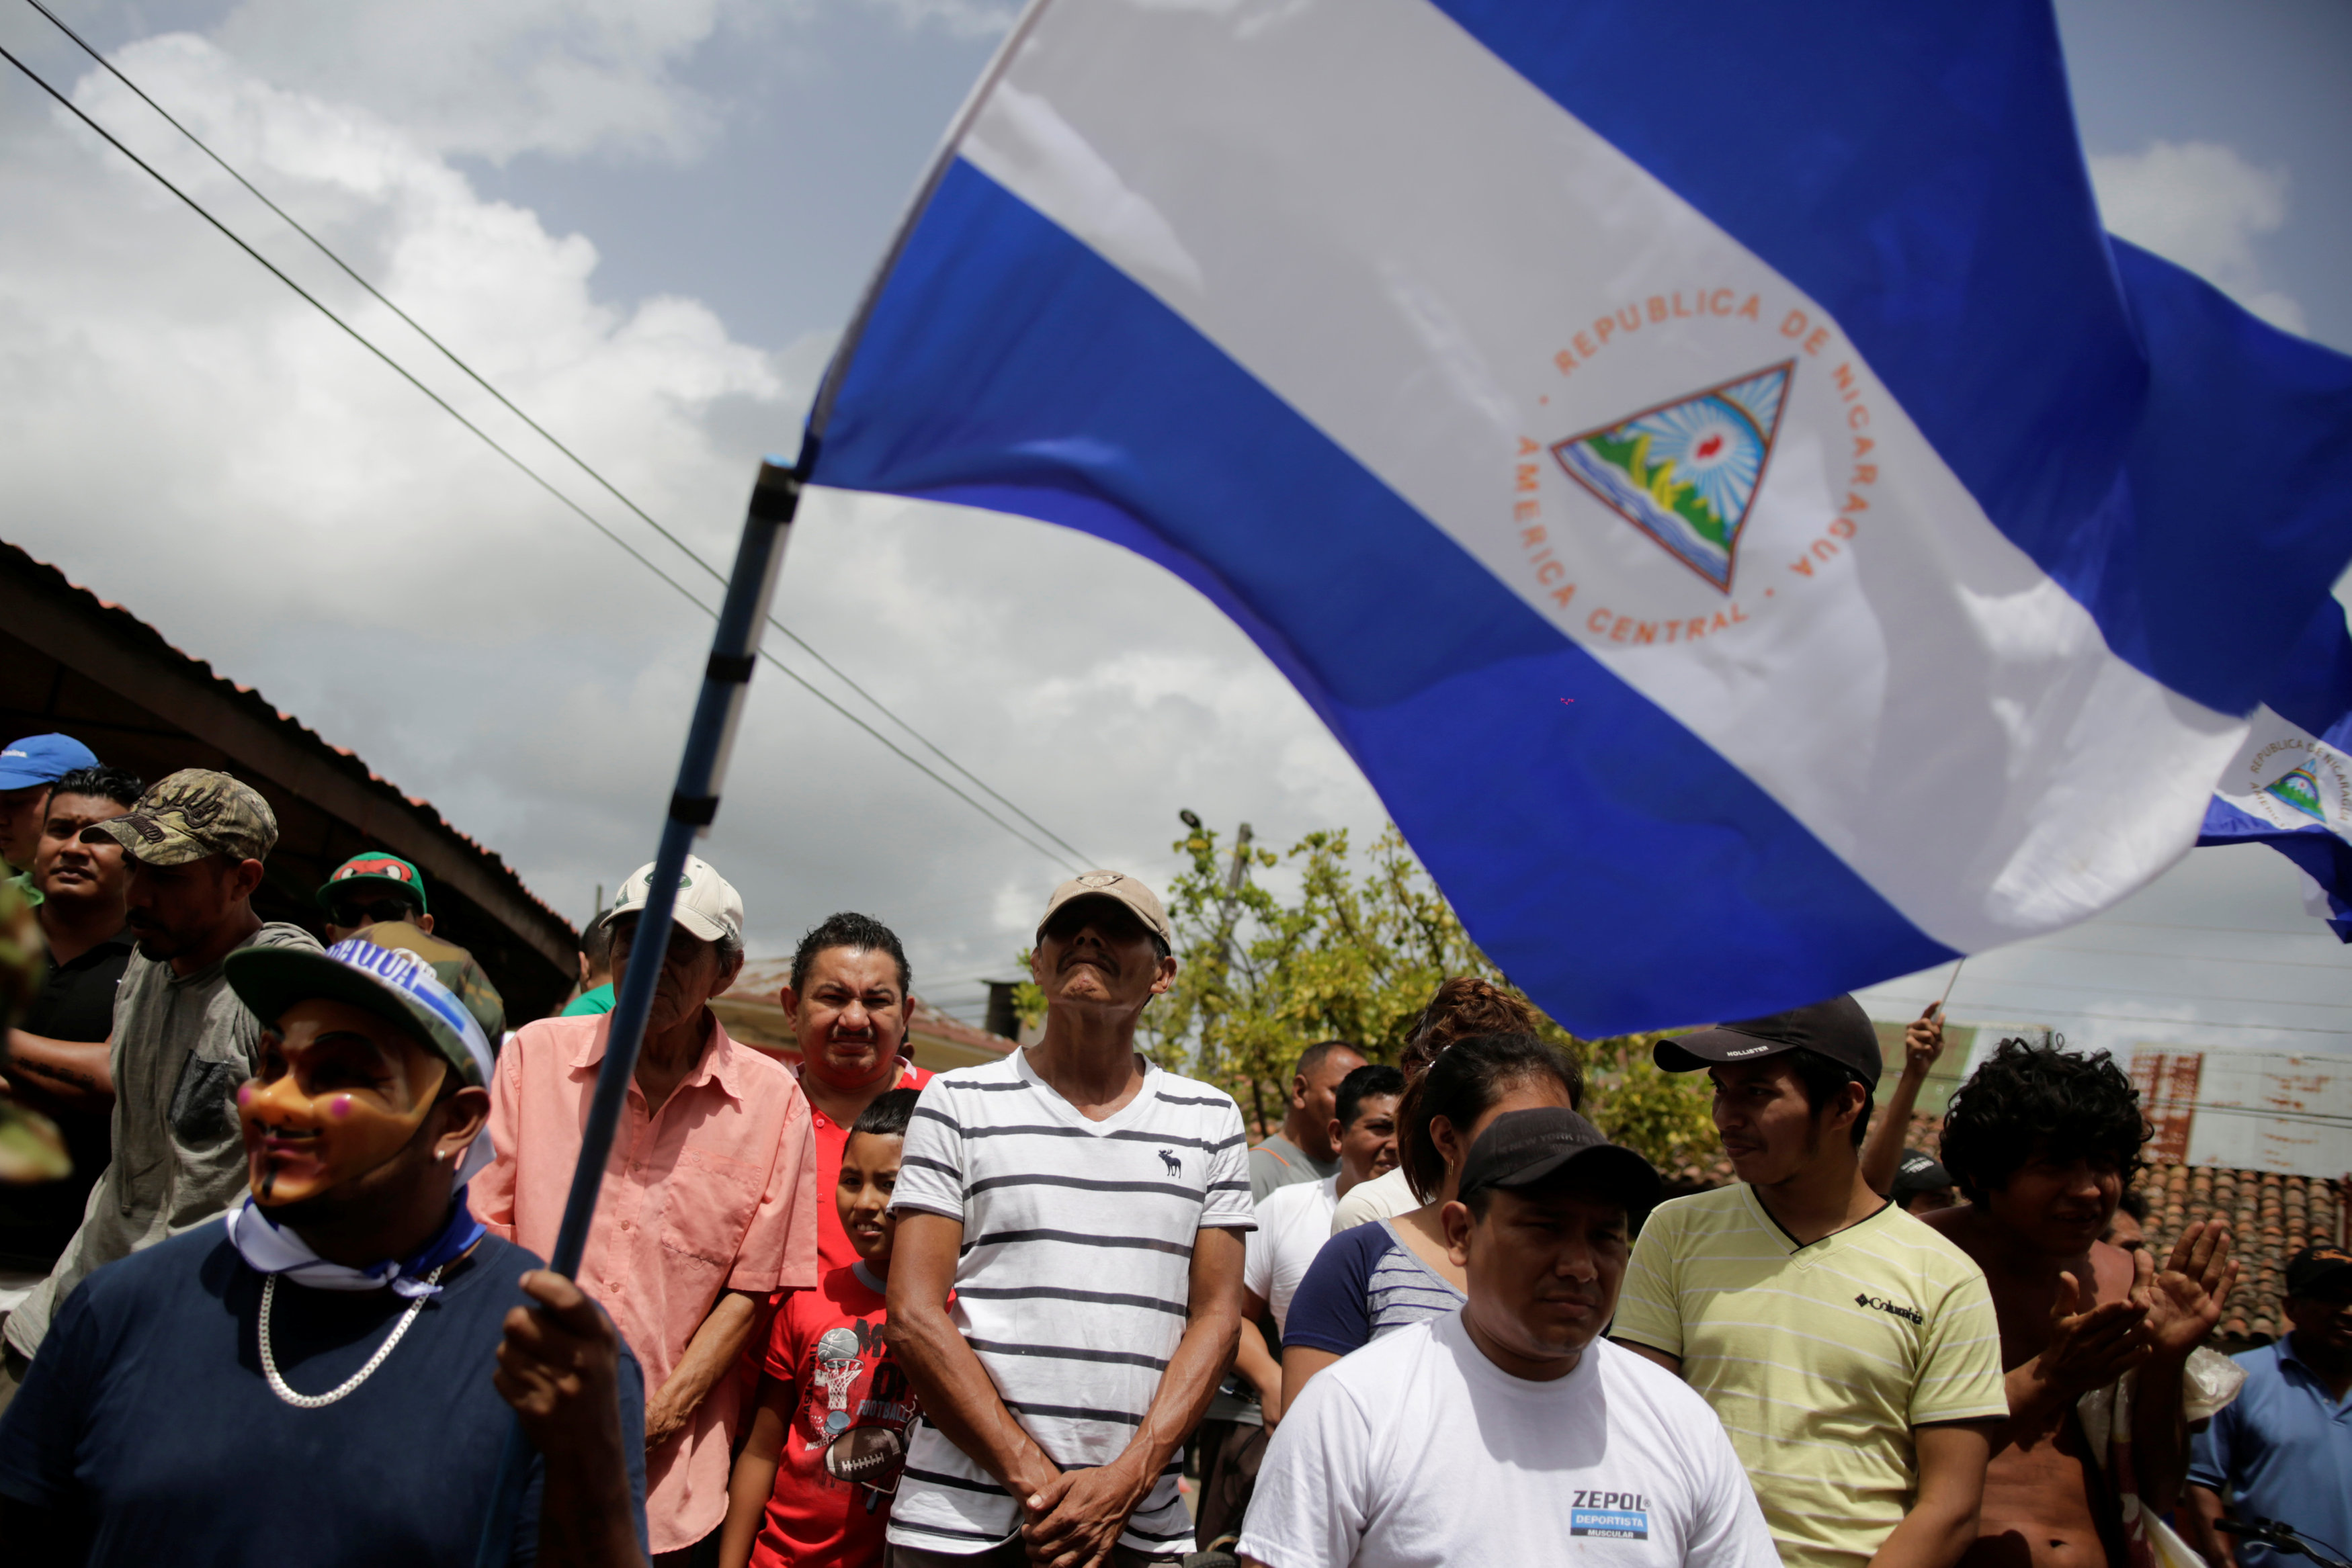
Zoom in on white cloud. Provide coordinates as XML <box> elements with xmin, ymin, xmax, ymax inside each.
<box><xmin>0</xmin><ymin>29</ymin><xmax>1382</xmax><ymax>991</ymax></box>
<box><xmin>861</xmin><ymin>0</ymin><xmax>1021</xmax><ymax>41</ymax></box>
<box><xmin>2089</xmin><ymin>139</ymin><xmax>2307</xmax><ymax>334</ymax></box>
<box><xmin>205</xmin><ymin>0</ymin><xmax>750</xmax><ymax>165</ymax></box>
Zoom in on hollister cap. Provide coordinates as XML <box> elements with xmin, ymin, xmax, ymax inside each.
<box><xmin>317</xmin><ymin>851</ymin><xmax>430</xmax><ymax>916</ymax></box>
<box><xmin>226</xmin><ymin>928</ymin><xmax>496</xmax><ymax>1088</ymax></box>
<box><xmin>1456</xmin><ymin>1106</ymin><xmax>1662</xmax><ymax>1212</ymax></box>
<box><xmin>0</xmin><ymin>734</ymin><xmax>100</xmax><ymax>791</ymax></box>
<box><xmin>84</xmin><ymin>769</ymin><xmax>278</xmax><ymax>867</ymax></box>
<box><xmin>1652</xmin><ymin>993</ymin><xmax>1882</xmax><ymax>1088</ymax></box>
<box><xmin>1892</xmin><ymin>1149</ymin><xmax>1954</xmax><ymax>1204</ymax></box>
<box><xmin>2286</xmin><ymin>1245</ymin><xmax>2352</xmax><ymax>1297</ymax></box>
<box><xmin>1036</xmin><ymin>870</ymin><xmax>1173</xmax><ymax>947</ymax></box>
<box><xmin>609</xmin><ymin>854</ymin><xmax>743</xmax><ymax>945</ymax></box>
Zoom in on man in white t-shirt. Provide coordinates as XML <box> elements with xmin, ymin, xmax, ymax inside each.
<box><xmin>1198</xmin><ymin>1066</ymin><xmax>1404</xmax><ymax>1551</ymax></box>
<box><xmin>1247</xmin><ymin>1065</ymin><xmax>1404</xmax><ymax>1340</ymax></box>
<box><xmin>1238</xmin><ymin>1107</ymin><xmax>1776</xmax><ymax>1568</ymax></box>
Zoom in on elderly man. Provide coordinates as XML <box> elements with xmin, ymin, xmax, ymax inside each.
<box><xmin>1238</xmin><ymin>1107</ymin><xmax>1778</xmax><ymax>1568</ymax></box>
<box><xmin>1</xmin><ymin>770</ymin><xmax>320</xmax><ymax>1399</ymax></box>
<box><xmin>0</xmin><ymin>765</ymin><xmax>140</xmax><ymax>1316</ymax></box>
<box><xmin>476</xmin><ymin>854</ymin><xmax>818</xmax><ymax>1564</ymax></box>
<box><xmin>886</xmin><ymin>870</ymin><xmax>1254</xmax><ymax>1567</ymax></box>
<box><xmin>779</xmin><ymin>911</ymin><xmax>931</xmax><ymax>1273</ymax></box>
<box><xmin>0</xmin><ymin>924</ymin><xmax>649</xmax><ymax>1565</ymax></box>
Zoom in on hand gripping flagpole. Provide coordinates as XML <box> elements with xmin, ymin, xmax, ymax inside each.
<box><xmin>472</xmin><ymin>455</ymin><xmax>804</xmax><ymax>1567</ymax></box>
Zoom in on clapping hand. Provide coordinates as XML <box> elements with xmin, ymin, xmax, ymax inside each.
<box><xmin>2136</xmin><ymin>1220</ymin><xmax>2236</xmax><ymax>1362</ymax></box>
<box><xmin>2033</xmin><ymin>1268</ymin><xmax>2152</xmax><ymax>1401</ymax></box>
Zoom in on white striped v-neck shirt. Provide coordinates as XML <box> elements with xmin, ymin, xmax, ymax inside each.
<box><xmin>886</xmin><ymin>1049</ymin><xmax>1254</xmax><ymax>1556</ymax></box>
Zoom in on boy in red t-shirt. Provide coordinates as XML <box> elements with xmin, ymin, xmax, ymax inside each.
<box><xmin>720</xmin><ymin>1087</ymin><xmax>927</xmax><ymax>1568</ymax></box>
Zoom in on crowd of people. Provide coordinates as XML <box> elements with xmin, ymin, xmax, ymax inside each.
<box><xmin>0</xmin><ymin>730</ymin><xmax>2345</xmax><ymax>1568</ymax></box>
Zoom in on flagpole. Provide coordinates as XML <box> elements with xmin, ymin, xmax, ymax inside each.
<box><xmin>472</xmin><ymin>455</ymin><xmax>805</xmax><ymax>1567</ymax></box>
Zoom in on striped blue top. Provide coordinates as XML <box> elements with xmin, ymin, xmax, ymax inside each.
<box><xmin>1282</xmin><ymin>1218</ymin><xmax>1464</xmax><ymax>1357</ymax></box>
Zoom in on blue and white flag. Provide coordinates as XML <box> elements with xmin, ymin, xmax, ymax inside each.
<box><xmin>802</xmin><ymin>0</ymin><xmax>2352</xmax><ymax>1034</ymax></box>
<box><xmin>2199</xmin><ymin>602</ymin><xmax>2352</xmax><ymax>941</ymax></box>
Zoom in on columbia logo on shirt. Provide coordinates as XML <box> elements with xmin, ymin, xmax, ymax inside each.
<box><xmin>1855</xmin><ymin>1292</ymin><xmax>1923</xmax><ymax>1325</ymax></box>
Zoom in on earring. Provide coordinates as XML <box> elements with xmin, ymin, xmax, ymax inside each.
<box><xmin>433</xmin><ymin>1149</ymin><xmax>448</xmax><ymax>1164</ymax></box>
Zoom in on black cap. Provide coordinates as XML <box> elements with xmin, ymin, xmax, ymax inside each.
<box><xmin>1652</xmin><ymin>994</ymin><xmax>1881</xmax><ymax>1088</ymax></box>
<box><xmin>1890</xmin><ymin>1149</ymin><xmax>1954</xmax><ymax>1203</ymax></box>
<box><xmin>1457</xmin><ymin>1107</ymin><xmax>1662</xmax><ymax>1213</ymax></box>
<box><xmin>2285</xmin><ymin>1245</ymin><xmax>2352</xmax><ymax>1297</ymax></box>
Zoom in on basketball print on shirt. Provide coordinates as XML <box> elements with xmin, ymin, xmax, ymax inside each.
<box><xmin>795</xmin><ymin>1317</ymin><xmax>914</xmax><ymax>1504</ymax></box>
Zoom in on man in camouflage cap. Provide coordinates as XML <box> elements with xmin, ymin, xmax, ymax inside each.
<box><xmin>0</xmin><ymin>770</ymin><xmax>321</xmax><ymax>1400</ymax></box>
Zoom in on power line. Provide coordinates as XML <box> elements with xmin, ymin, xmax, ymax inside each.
<box><xmin>0</xmin><ymin>36</ymin><xmax>1085</xmax><ymax>873</ymax></box>
<box><xmin>1889</xmin><ymin>971</ymin><xmax>2352</xmax><ymax>1012</ymax></box>
<box><xmin>1864</xmin><ymin>992</ymin><xmax>2352</xmax><ymax>1038</ymax></box>
<box><xmin>2013</xmin><ymin>941</ymin><xmax>2352</xmax><ymax>973</ymax></box>
<box><xmin>20</xmin><ymin>0</ymin><xmax>1094</xmax><ymax>872</ymax></box>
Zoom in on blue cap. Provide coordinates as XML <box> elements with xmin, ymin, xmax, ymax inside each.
<box><xmin>0</xmin><ymin>734</ymin><xmax>100</xmax><ymax>791</ymax></box>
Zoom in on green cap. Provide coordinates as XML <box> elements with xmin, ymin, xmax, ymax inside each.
<box><xmin>226</xmin><ymin>923</ymin><xmax>498</xmax><ymax>1087</ymax></box>
<box><xmin>317</xmin><ymin>851</ymin><xmax>430</xmax><ymax>916</ymax></box>
<box><xmin>86</xmin><ymin>769</ymin><xmax>278</xmax><ymax>867</ymax></box>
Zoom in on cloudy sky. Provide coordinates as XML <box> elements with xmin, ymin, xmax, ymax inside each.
<box><xmin>1</xmin><ymin>0</ymin><xmax>2347</xmax><ymax>1051</ymax></box>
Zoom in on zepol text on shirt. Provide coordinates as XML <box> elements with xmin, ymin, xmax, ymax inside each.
<box><xmin>1515</xmin><ymin>288</ymin><xmax>1882</xmax><ymax>645</ymax></box>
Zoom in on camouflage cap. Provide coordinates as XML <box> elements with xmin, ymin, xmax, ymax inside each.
<box><xmin>85</xmin><ymin>769</ymin><xmax>278</xmax><ymax>867</ymax></box>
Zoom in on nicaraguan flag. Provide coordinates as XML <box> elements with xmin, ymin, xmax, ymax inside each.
<box><xmin>801</xmin><ymin>0</ymin><xmax>2352</xmax><ymax>1033</ymax></box>
<box><xmin>2199</xmin><ymin>602</ymin><xmax>2352</xmax><ymax>942</ymax></box>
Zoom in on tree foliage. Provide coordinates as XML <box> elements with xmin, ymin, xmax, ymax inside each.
<box><xmin>1019</xmin><ymin>816</ymin><xmax>1719</xmax><ymax>1172</ymax></box>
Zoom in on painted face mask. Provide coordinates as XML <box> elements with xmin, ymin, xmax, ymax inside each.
<box><xmin>239</xmin><ymin>998</ymin><xmax>451</xmax><ymax>1209</ymax></box>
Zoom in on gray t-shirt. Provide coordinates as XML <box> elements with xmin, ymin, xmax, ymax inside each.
<box><xmin>1249</xmin><ymin>1132</ymin><xmax>1339</xmax><ymax>1205</ymax></box>
<box><xmin>6</xmin><ymin>921</ymin><xmax>320</xmax><ymax>1356</ymax></box>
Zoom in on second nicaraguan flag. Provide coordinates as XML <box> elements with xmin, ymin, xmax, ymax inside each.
<box><xmin>801</xmin><ymin>0</ymin><xmax>2352</xmax><ymax>1034</ymax></box>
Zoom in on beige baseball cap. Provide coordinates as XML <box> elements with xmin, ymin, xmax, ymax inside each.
<box><xmin>609</xmin><ymin>854</ymin><xmax>743</xmax><ymax>945</ymax></box>
<box><xmin>1036</xmin><ymin>870</ymin><xmax>1172</xmax><ymax>947</ymax></box>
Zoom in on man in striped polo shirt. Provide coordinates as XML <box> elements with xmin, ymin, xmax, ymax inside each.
<box><xmin>884</xmin><ymin>871</ymin><xmax>1254</xmax><ymax>1567</ymax></box>
<box><xmin>1612</xmin><ymin>996</ymin><xmax>2007</xmax><ymax>1568</ymax></box>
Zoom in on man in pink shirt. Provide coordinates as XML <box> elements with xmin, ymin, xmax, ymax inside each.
<box><xmin>475</xmin><ymin>855</ymin><xmax>818</xmax><ymax>1564</ymax></box>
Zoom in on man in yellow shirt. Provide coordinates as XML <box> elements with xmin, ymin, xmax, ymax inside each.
<box><xmin>1612</xmin><ymin>995</ymin><xmax>2006</xmax><ymax>1568</ymax></box>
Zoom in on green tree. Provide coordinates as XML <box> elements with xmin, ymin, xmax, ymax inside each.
<box><xmin>1017</xmin><ymin>815</ymin><xmax>1718</xmax><ymax>1172</ymax></box>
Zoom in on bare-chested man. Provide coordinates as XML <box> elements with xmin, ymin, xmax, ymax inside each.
<box><xmin>1929</xmin><ymin>1040</ymin><xmax>2237</xmax><ymax>1568</ymax></box>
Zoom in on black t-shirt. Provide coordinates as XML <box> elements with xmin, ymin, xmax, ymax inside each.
<box><xmin>0</xmin><ymin>1221</ymin><xmax>649</xmax><ymax>1564</ymax></box>
<box><xmin>0</xmin><ymin>932</ymin><xmax>132</xmax><ymax>1270</ymax></box>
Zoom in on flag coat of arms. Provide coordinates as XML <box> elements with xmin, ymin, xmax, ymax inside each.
<box><xmin>802</xmin><ymin>0</ymin><xmax>2352</xmax><ymax>1034</ymax></box>
<box><xmin>2199</xmin><ymin>602</ymin><xmax>2352</xmax><ymax>940</ymax></box>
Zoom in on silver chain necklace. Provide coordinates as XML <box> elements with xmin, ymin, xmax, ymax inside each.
<box><xmin>257</xmin><ymin>1265</ymin><xmax>446</xmax><ymax>1409</ymax></box>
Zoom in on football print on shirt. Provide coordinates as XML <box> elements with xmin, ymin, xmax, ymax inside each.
<box><xmin>796</xmin><ymin>1317</ymin><xmax>914</xmax><ymax>1506</ymax></box>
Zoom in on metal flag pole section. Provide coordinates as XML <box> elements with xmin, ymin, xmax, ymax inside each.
<box><xmin>472</xmin><ymin>455</ymin><xmax>804</xmax><ymax>1567</ymax></box>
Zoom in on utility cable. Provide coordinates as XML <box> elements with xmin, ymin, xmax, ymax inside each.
<box><xmin>16</xmin><ymin>0</ymin><xmax>1095</xmax><ymax>870</ymax></box>
<box><xmin>0</xmin><ymin>39</ymin><xmax>1081</xmax><ymax>872</ymax></box>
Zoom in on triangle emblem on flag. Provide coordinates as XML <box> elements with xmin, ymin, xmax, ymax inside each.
<box><xmin>1552</xmin><ymin>361</ymin><xmax>1794</xmax><ymax>593</ymax></box>
<box><xmin>2263</xmin><ymin>764</ymin><xmax>2327</xmax><ymax>823</ymax></box>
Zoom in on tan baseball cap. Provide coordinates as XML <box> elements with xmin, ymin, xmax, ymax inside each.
<box><xmin>1036</xmin><ymin>870</ymin><xmax>1173</xmax><ymax>947</ymax></box>
<box><xmin>85</xmin><ymin>769</ymin><xmax>278</xmax><ymax>867</ymax></box>
<box><xmin>609</xmin><ymin>853</ymin><xmax>743</xmax><ymax>945</ymax></box>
